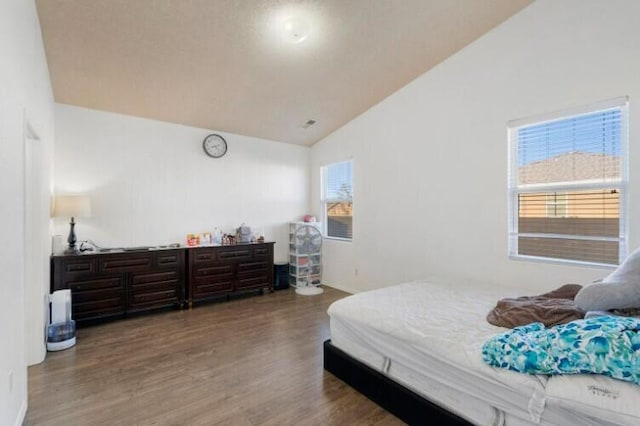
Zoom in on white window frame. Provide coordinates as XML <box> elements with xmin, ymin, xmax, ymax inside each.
<box><xmin>507</xmin><ymin>97</ymin><xmax>629</xmax><ymax>267</ymax></box>
<box><xmin>321</xmin><ymin>160</ymin><xmax>353</xmax><ymax>241</ymax></box>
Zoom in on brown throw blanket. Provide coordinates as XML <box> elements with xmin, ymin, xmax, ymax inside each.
<box><xmin>487</xmin><ymin>284</ymin><xmax>585</xmax><ymax>328</ymax></box>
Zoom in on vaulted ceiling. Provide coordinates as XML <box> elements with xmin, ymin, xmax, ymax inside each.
<box><xmin>36</xmin><ymin>0</ymin><xmax>532</xmax><ymax>146</ymax></box>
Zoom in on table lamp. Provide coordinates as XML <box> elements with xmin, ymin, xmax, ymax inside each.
<box><xmin>53</xmin><ymin>195</ymin><xmax>92</xmax><ymax>254</ymax></box>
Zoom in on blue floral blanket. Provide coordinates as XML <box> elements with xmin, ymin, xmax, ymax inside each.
<box><xmin>482</xmin><ymin>315</ymin><xmax>640</xmax><ymax>385</ymax></box>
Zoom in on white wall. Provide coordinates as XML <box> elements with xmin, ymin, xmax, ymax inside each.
<box><xmin>53</xmin><ymin>104</ymin><xmax>309</xmax><ymax>262</ymax></box>
<box><xmin>0</xmin><ymin>1</ymin><xmax>55</xmax><ymax>425</ymax></box>
<box><xmin>311</xmin><ymin>0</ymin><xmax>640</xmax><ymax>294</ymax></box>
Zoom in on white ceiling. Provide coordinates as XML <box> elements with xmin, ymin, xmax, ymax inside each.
<box><xmin>36</xmin><ymin>0</ymin><xmax>532</xmax><ymax>146</ymax></box>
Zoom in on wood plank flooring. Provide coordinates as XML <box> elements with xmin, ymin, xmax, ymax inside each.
<box><xmin>26</xmin><ymin>287</ymin><xmax>404</xmax><ymax>425</ymax></box>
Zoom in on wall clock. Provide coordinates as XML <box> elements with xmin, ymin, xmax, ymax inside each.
<box><xmin>202</xmin><ymin>134</ymin><xmax>228</xmax><ymax>158</ymax></box>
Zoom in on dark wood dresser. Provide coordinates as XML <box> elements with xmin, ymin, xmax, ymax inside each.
<box><xmin>187</xmin><ymin>242</ymin><xmax>274</xmax><ymax>305</ymax></box>
<box><xmin>51</xmin><ymin>248</ymin><xmax>185</xmax><ymax>326</ymax></box>
<box><xmin>50</xmin><ymin>242</ymin><xmax>275</xmax><ymax>326</ymax></box>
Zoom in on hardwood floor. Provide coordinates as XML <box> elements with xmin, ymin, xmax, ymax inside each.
<box><xmin>26</xmin><ymin>287</ymin><xmax>404</xmax><ymax>425</ymax></box>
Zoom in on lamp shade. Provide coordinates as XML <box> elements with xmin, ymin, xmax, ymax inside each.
<box><xmin>53</xmin><ymin>195</ymin><xmax>92</xmax><ymax>218</ymax></box>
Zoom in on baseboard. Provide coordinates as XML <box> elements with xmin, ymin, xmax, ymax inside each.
<box><xmin>322</xmin><ymin>282</ymin><xmax>359</xmax><ymax>295</ymax></box>
<box><xmin>15</xmin><ymin>397</ymin><xmax>27</xmax><ymax>426</ymax></box>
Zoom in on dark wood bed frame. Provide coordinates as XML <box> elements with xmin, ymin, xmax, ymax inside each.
<box><xmin>323</xmin><ymin>340</ymin><xmax>473</xmax><ymax>425</ymax></box>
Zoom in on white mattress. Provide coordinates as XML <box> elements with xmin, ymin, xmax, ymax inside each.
<box><xmin>545</xmin><ymin>375</ymin><xmax>640</xmax><ymax>426</ymax></box>
<box><xmin>327</xmin><ymin>280</ymin><xmax>640</xmax><ymax>426</ymax></box>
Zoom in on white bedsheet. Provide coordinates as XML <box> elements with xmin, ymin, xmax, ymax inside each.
<box><xmin>327</xmin><ymin>280</ymin><xmax>640</xmax><ymax>426</ymax></box>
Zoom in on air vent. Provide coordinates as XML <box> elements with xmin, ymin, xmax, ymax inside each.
<box><xmin>301</xmin><ymin>119</ymin><xmax>316</xmax><ymax>129</ymax></box>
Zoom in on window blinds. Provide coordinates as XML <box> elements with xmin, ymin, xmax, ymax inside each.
<box><xmin>509</xmin><ymin>98</ymin><xmax>627</xmax><ymax>265</ymax></box>
<box><xmin>325</xmin><ymin>161</ymin><xmax>353</xmax><ymax>201</ymax></box>
<box><xmin>323</xmin><ymin>161</ymin><xmax>353</xmax><ymax>240</ymax></box>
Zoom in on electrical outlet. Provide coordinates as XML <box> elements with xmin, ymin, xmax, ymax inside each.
<box><xmin>8</xmin><ymin>369</ymin><xmax>13</xmax><ymax>393</ymax></box>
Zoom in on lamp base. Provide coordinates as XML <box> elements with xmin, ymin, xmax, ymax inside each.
<box><xmin>66</xmin><ymin>217</ymin><xmax>77</xmax><ymax>254</ymax></box>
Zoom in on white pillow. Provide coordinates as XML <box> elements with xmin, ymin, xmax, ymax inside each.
<box><xmin>574</xmin><ymin>247</ymin><xmax>640</xmax><ymax>311</ymax></box>
<box><xmin>603</xmin><ymin>246</ymin><xmax>640</xmax><ymax>284</ymax></box>
<box><xmin>574</xmin><ymin>281</ymin><xmax>640</xmax><ymax>311</ymax></box>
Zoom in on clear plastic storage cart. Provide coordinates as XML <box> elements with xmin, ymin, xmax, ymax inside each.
<box><xmin>289</xmin><ymin>222</ymin><xmax>323</xmax><ymax>295</ymax></box>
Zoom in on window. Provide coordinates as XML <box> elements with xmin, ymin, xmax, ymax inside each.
<box><xmin>321</xmin><ymin>161</ymin><xmax>353</xmax><ymax>240</ymax></box>
<box><xmin>545</xmin><ymin>193</ymin><xmax>568</xmax><ymax>218</ymax></box>
<box><xmin>508</xmin><ymin>98</ymin><xmax>628</xmax><ymax>266</ymax></box>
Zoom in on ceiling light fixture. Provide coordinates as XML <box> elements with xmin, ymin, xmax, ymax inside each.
<box><xmin>282</xmin><ymin>17</ymin><xmax>310</xmax><ymax>44</ymax></box>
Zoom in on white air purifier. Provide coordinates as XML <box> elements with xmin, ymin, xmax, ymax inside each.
<box><xmin>47</xmin><ymin>289</ymin><xmax>76</xmax><ymax>351</ymax></box>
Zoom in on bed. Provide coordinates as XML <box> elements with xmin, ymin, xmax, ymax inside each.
<box><xmin>323</xmin><ymin>280</ymin><xmax>640</xmax><ymax>425</ymax></box>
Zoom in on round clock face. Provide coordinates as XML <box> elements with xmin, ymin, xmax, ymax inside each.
<box><xmin>203</xmin><ymin>134</ymin><xmax>228</xmax><ymax>158</ymax></box>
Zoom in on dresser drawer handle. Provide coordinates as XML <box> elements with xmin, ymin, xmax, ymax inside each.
<box><xmin>66</xmin><ymin>262</ymin><xmax>92</xmax><ymax>272</ymax></box>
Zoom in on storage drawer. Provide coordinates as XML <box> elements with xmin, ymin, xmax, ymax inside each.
<box><xmin>289</xmin><ymin>255</ymin><xmax>308</xmax><ymax>265</ymax></box>
<box><xmin>60</xmin><ymin>258</ymin><xmax>97</xmax><ymax>276</ymax></box>
<box><xmin>288</xmin><ymin>265</ymin><xmax>308</xmax><ymax>276</ymax></box>
<box><xmin>129</xmin><ymin>290</ymin><xmax>177</xmax><ymax>308</ymax></box>
<box><xmin>194</xmin><ymin>264</ymin><xmax>233</xmax><ymax>278</ymax></box>
<box><xmin>193</xmin><ymin>279</ymin><xmax>233</xmax><ymax>296</ymax></box>
<box><xmin>236</xmin><ymin>274</ymin><xmax>270</xmax><ymax>290</ymax></box>
<box><xmin>69</xmin><ymin>277</ymin><xmax>124</xmax><ymax>293</ymax></box>
<box><xmin>72</xmin><ymin>287</ymin><xmax>123</xmax><ymax>305</ymax></box>
<box><xmin>69</xmin><ymin>278</ymin><xmax>125</xmax><ymax>321</ymax></box>
<box><xmin>290</xmin><ymin>274</ymin><xmax>307</xmax><ymax>287</ymax></box>
<box><xmin>193</xmin><ymin>264</ymin><xmax>234</xmax><ymax>296</ymax></box>
<box><xmin>131</xmin><ymin>271</ymin><xmax>179</xmax><ymax>294</ymax></box>
<box><xmin>52</xmin><ymin>248</ymin><xmax>186</xmax><ymax>326</ymax></box>
<box><xmin>193</xmin><ymin>274</ymin><xmax>233</xmax><ymax>295</ymax></box>
<box><xmin>192</xmin><ymin>248</ymin><xmax>216</xmax><ymax>264</ymax></box>
<box><xmin>237</xmin><ymin>261</ymin><xmax>269</xmax><ymax>290</ymax></box>
<box><xmin>253</xmin><ymin>246</ymin><xmax>271</xmax><ymax>259</ymax></box>
<box><xmin>100</xmin><ymin>254</ymin><xmax>152</xmax><ymax>272</ymax></box>
<box><xmin>72</xmin><ymin>303</ymin><xmax>124</xmax><ymax>321</ymax></box>
<box><xmin>217</xmin><ymin>247</ymin><xmax>252</xmax><ymax>260</ymax></box>
<box><xmin>237</xmin><ymin>261</ymin><xmax>268</xmax><ymax>274</ymax></box>
<box><xmin>154</xmin><ymin>250</ymin><xmax>183</xmax><ymax>268</ymax></box>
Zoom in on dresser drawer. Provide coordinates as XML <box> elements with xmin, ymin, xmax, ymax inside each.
<box><xmin>192</xmin><ymin>248</ymin><xmax>217</xmax><ymax>264</ymax></box>
<box><xmin>71</xmin><ymin>287</ymin><xmax>123</xmax><ymax>305</ymax></box>
<box><xmin>186</xmin><ymin>243</ymin><xmax>274</xmax><ymax>302</ymax></box>
<box><xmin>236</xmin><ymin>274</ymin><xmax>270</xmax><ymax>290</ymax></box>
<box><xmin>131</xmin><ymin>271</ymin><xmax>179</xmax><ymax>294</ymax></box>
<box><xmin>68</xmin><ymin>278</ymin><xmax>125</xmax><ymax>320</ymax></box>
<box><xmin>236</xmin><ymin>261</ymin><xmax>269</xmax><ymax>290</ymax></box>
<box><xmin>154</xmin><ymin>250</ymin><xmax>183</xmax><ymax>268</ymax></box>
<box><xmin>129</xmin><ymin>289</ymin><xmax>177</xmax><ymax>309</ymax></box>
<box><xmin>253</xmin><ymin>246</ymin><xmax>271</xmax><ymax>259</ymax></box>
<box><xmin>69</xmin><ymin>277</ymin><xmax>124</xmax><ymax>293</ymax></box>
<box><xmin>217</xmin><ymin>247</ymin><xmax>252</xmax><ymax>260</ymax></box>
<box><xmin>72</xmin><ymin>298</ymin><xmax>124</xmax><ymax>321</ymax></box>
<box><xmin>99</xmin><ymin>254</ymin><xmax>152</xmax><ymax>272</ymax></box>
<box><xmin>193</xmin><ymin>279</ymin><xmax>233</xmax><ymax>296</ymax></box>
<box><xmin>237</xmin><ymin>261</ymin><xmax>268</xmax><ymax>275</ymax></box>
<box><xmin>59</xmin><ymin>258</ymin><xmax>97</xmax><ymax>276</ymax></box>
<box><xmin>52</xmin><ymin>248</ymin><xmax>185</xmax><ymax>326</ymax></box>
<box><xmin>194</xmin><ymin>264</ymin><xmax>233</xmax><ymax>278</ymax></box>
